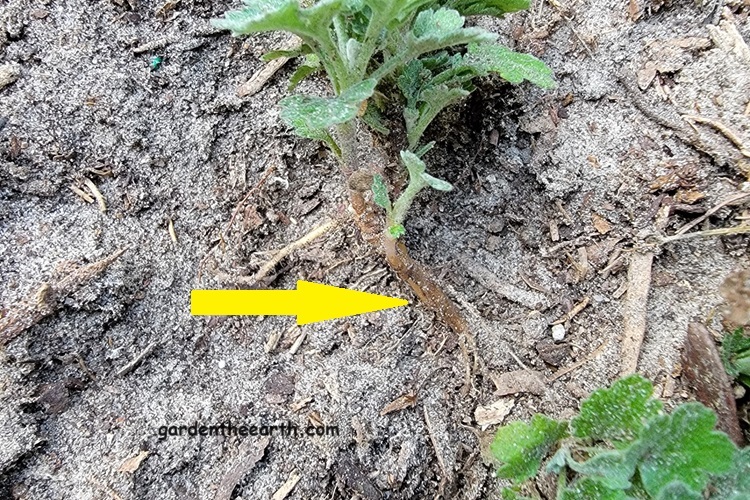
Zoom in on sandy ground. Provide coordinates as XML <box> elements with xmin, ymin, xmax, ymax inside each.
<box><xmin>1</xmin><ymin>0</ymin><xmax>748</xmax><ymax>498</ymax></box>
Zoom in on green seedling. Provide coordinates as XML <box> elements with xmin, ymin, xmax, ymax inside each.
<box><xmin>212</xmin><ymin>0</ymin><xmax>554</xmax><ymax>329</ymax></box>
<box><xmin>489</xmin><ymin>374</ymin><xmax>749</xmax><ymax>499</ymax></box>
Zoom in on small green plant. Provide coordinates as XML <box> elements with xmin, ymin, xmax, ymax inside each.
<box><xmin>489</xmin><ymin>374</ymin><xmax>749</xmax><ymax>499</ymax></box>
<box><xmin>212</xmin><ymin>1</ymin><xmax>554</xmax><ymax>330</ymax></box>
<box><xmin>721</xmin><ymin>327</ymin><xmax>750</xmax><ymax>387</ymax></box>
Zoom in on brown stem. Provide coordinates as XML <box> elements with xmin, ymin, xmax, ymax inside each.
<box><xmin>335</xmin><ymin>121</ymin><xmax>468</xmax><ymax>336</ymax></box>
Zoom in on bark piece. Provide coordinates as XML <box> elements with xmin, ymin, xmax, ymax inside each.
<box><xmin>682</xmin><ymin>322</ymin><xmax>744</xmax><ymax>446</ymax></box>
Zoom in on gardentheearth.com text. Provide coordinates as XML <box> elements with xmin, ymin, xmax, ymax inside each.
<box><xmin>157</xmin><ymin>421</ymin><xmax>338</xmax><ymax>439</ymax></box>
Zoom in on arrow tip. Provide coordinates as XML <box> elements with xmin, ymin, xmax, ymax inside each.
<box><xmin>296</xmin><ymin>280</ymin><xmax>408</xmax><ymax>325</ymax></box>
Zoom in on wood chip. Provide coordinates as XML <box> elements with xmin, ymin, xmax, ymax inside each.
<box><xmin>118</xmin><ymin>450</ymin><xmax>149</xmax><ymax>473</ymax></box>
<box><xmin>490</xmin><ymin>369</ymin><xmax>546</xmax><ymax>396</ymax></box>
<box><xmin>474</xmin><ymin>398</ymin><xmax>515</xmax><ymax>429</ymax></box>
<box><xmin>591</xmin><ymin>212</ymin><xmax>612</xmax><ymax>234</ymax></box>
<box><xmin>380</xmin><ymin>392</ymin><xmax>417</xmax><ymax>416</ymax></box>
<box><xmin>682</xmin><ymin>323</ymin><xmax>744</xmax><ymax>445</ymax></box>
<box><xmin>214</xmin><ymin>437</ymin><xmax>270</xmax><ymax>500</ymax></box>
<box><xmin>271</xmin><ymin>471</ymin><xmax>301</xmax><ymax>500</ymax></box>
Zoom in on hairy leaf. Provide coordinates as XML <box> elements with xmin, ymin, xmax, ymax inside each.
<box><xmin>490</xmin><ymin>414</ymin><xmax>568</xmax><ymax>484</ymax></box>
<box><xmin>637</xmin><ymin>403</ymin><xmax>735</xmax><ymax>496</ymax></box>
<box><xmin>372</xmin><ymin>174</ymin><xmax>392</xmax><ymax>211</ymax></box>
<box><xmin>721</xmin><ymin>328</ymin><xmax>750</xmax><ymax>378</ymax></box>
<box><xmin>465</xmin><ymin>43</ymin><xmax>555</xmax><ymax>88</ymax></box>
<box><xmin>262</xmin><ymin>44</ymin><xmax>312</xmax><ymax>61</ymax></box>
<box><xmin>442</xmin><ymin>0</ymin><xmax>531</xmax><ymax>16</ymax></box>
<box><xmin>400</xmin><ymin>150</ymin><xmax>427</xmax><ymax>178</ymax></box>
<box><xmin>565</xmin><ymin>444</ymin><xmax>645</xmax><ymax>490</ymax></box>
<box><xmin>421</xmin><ymin>172</ymin><xmax>453</xmax><ymax>191</ymax></box>
<box><xmin>408</xmin><ymin>9</ymin><xmax>496</xmax><ymax>55</ymax></box>
<box><xmin>560</xmin><ymin>478</ymin><xmax>627</xmax><ymax>500</ymax></box>
<box><xmin>711</xmin><ymin>447</ymin><xmax>750</xmax><ymax>500</ymax></box>
<box><xmin>280</xmin><ymin>79</ymin><xmax>377</xmax><ymax>138</ymax></box>
<box><xmin>654</xmin><ymin>481</ymin><xmax>703</xmax><ymax>500</ymax></box>
<box><xmin>571</xmin><ymin>374</ymin><xmax>663</xmax><ymax>445</ymax></box>
<box><xmin>213</xmin><ymin>0</ymin><xmax>341</xmax><ymax>43</ymax></box>
<box><xmin>288</xmin><ymin>54</ymin><xmax>321</xmax><ymax>90</ymax></box>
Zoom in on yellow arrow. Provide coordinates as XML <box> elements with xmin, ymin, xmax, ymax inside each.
<box><xmin>191</xmin><ymin>280</ymin><xmax>408</xmax><ymax>325</ymax></box>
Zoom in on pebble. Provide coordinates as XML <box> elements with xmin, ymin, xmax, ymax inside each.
<box><xmin>218</xmin><ymin>359</ymin><xmax>226</xmax><ymax>369</ymax></box>
<box><xmin>551</xmin><ymin>324</ymin><xmax>566</xmax><ymax>341</ymax></box>
<box><xmin>0</xmin><ymin>63</ymin><xmax>20</xmax><ymax>91</ymax></box>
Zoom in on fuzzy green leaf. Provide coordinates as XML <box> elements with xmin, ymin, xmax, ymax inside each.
<box><xmin>400</xmin><ymin>150</ymin><xmax>427</xmax><ymax>178</ymax></box>
<box><xmin>212</xmin><ymin>0</ymin><xmax>342</xmax><ymax>43</ymax></box>
<box><xmin>721</xmin><ymin>328</ymin><xmax>750</xmax><ymax>378</ymax></box>
<box><xmin>288</xmin><ymin>54</ymin><xmax>321</xmax><ymax>89</ymax></box>
<box><xmin>637</xmin><ymin>403</ymin><xmax>735</xmax><ymax>496</ymax></box>
<box><xmin>709</xmin><ymin>447</ymin><xmax>750</xmax><ymax>500</ymax></box>
<box><xmin>372</xmin><ymin>174</ymin><xmax>392</xmax><ymax>211</ymax></box>
<box><xmin>571</xmin><ymin>374</ymin><xmax>663</xmax><ymax>445</ymax></box>
<box><xmin>465</xmin><ymin>43</ymin><xmax>555</xmax><ymax>88</ymax></box>
<box><xmin>262</xmin><ymin>44</ymin><xmax>312</xmax><ymax>61</ymax></box>
<box><xmin>408</xmin><ymin>9</ymin><xmax>497</xmax><ymax>54</ymax></box>
<box><xmin>490</xmin><ymin>414</ymin><xmax>568</xmax><ymax>484</ymax></box>
<box><xmin>442</xmin><ymin>0</ymin><xmax>531</xmax><ymax>16</ymax></box>
<box><xmin>654</xmin><ymin>482</ymin><xmax>703</xmax><ymax>500</ymax></box>
<box><xmin>565</xmin><ymin>444</ymin><xmax>645</xmax><ymax>490</ymax></box>
<box><xmin>560</xmin><ymin>478</ymin><xmax>627</xmax><ymax>500</ymax></box>
<box><xmin>406</xmin><ymin>84</ymin><xmax>469</xmax><ymax>148</ymax></box>
<box><xmin>421</xmin><ymin>172</ymin><xmax>453</xmax><ymax>191</ymax></box>
<box><xmin>279</xmin><ymin>79</ymin><xmax>376</xmax><ymax>138</ymax></box>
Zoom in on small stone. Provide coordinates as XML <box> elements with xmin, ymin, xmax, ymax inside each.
<box><xmin>535</xmin><ymin>339</ymin><xmax>571</xmax><ymax>367</ymax></box>
<box><xmin>218</xmin><ymin>359</ymin><xmax>226</xmax><ymax>369</ymax></box>
<box><xmin>551</xmin><ymin>324</ymin><xmax>566</xmax><ymax>342</ymax></box>
<box><xmin>0</xmin><ymin>63</ymin><xmax>20</xmax><ymax>91</ymax></box>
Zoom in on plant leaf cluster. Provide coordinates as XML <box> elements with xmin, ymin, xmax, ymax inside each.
<box><xmin>490</xmin><ymin>375</ymin><xmax>747</xmax><ymax>499</ymax></box>
<box><xmin>721</xmin><ymin>327</ymin><xmax>750</xmax><ymax>386</ymax></box>
<box><xmin>214</xmin><ymin>0</ymin><xmax>554</xmax><ymax>240</ymax></box>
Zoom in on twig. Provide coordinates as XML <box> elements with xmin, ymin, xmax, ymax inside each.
<box><xmin>117</xmin><ymin>342</ymin><xmax>158</xmax><ymax>377</ymax></box>
<box><xmin>548</xmin><ymin>342</ymin><xmax>608</xmax><ymax>382</ymax></box>
<box><xmin>1</xmin><ymin>248</ymin><xmax>128</xmax><ymax>346</ymax></box>
<box><xmin>682</xmin><ymin>114</ymin><xmax>750</xmax><ymax>158</ymax></box>
<box><xmin>252</xmin><ymin>219</ymin><xmax>339</xmax><ymax>285</ymax></box>
<box><xmin>237</xmin><ymin>35</ymin><xmax>302</xmax><ymax>98</ymax></box>
<box><xmin>551</xmin><ymin>296</ymin><xmax>590</xmax><ymax>325</ymax></box>
<box><xmin>222</xmin><ymin>164</ymin><xmax>276</xmax><ymax>240</ymax></box>
<box><xmin>620</xmin><ymin>204</ymin><xmax>669</xmax><ymax>375</ymax></box>
<box><xmin>675</xmin><ymin>191</ymin><xmax>750</xmax><ymax>235</ymax></box>
<box><xmin>83</xmin><ymin>177</ymin><xmax>107</xmax><ymax>213</ymax></box>
<box><xmin>271</xmin><ymin>471</ymin><xmax>301</xmax><ymax>500</ymax></box>
<box><xmin>660</xmin><ymin>224</ymin><xmax>750</xmax><ymax>244</ymax></box>
<box><xmin>620</xmin><ymin>250</ymin><xmax>653</xmax><ymax>376</ymax></box>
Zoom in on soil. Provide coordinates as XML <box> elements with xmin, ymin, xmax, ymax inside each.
<box><xmin>1</xmin><ymin>0</ymin><xmax>749</xmax><ymax>499</ymax></box>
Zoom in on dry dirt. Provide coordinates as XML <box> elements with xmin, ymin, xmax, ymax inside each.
<box><xmin>1</xmin><ymin>0</ymin><xmax>749</xmax><ymax>499</ymax></box>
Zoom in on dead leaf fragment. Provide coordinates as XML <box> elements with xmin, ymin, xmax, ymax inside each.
<box><xmin>118</xmin><ymin>450</ymin><xmax>149</xmax><ymax>473</ymax></box>
<box><xmin>474</xmin><ymin>398</ymin><xmax>515</xmax><ymax>429</ymax></box>
<box><xmin>591</xmin><ymin>213</ymin><xmax>612</xmax><ymax>234</ymax></box>
<box><xmin>490</xmin><ymin>370</ymin><xmax>546</xmax><ymax>396</ymax></box>
<box><xmin>674</xmin><ymin>189</ymin><xmax>705</xmax><ymax>204</ymax></box>
<box><xmin>380</xmin><ymin>392</ymin><xmax>417</xmax><ymax>416</ymax></box>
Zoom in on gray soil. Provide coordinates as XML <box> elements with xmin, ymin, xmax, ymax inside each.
<box><xmin>1</xmin><ymin>0</ymin><xmax>748</xmax><ymax>499</ymax></box>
